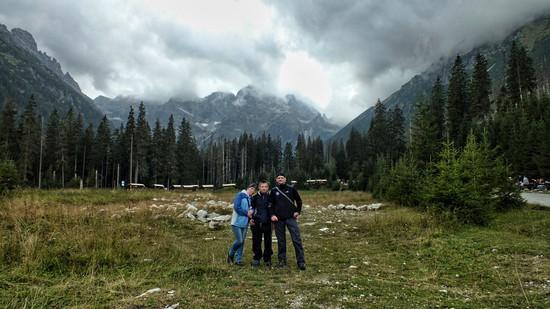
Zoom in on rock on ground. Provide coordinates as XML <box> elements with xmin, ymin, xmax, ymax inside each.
<box><xmin>136</xmin><ymin>287</ymin><xmax>161</xmax><ymax>298</ymax></box>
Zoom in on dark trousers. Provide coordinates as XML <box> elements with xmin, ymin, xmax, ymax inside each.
<box><xmin>251</xmin><ymin>222</ymin><xmax>273</xmax><ymax>262</ymax></box>
<box><xmin>274</xmin><ymin>218</ymin><xmax>305</xmax><ymax>265</ymax></box>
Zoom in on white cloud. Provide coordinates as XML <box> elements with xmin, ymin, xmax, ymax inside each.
<box><xmin>277</xmin><ymin>51</ymin><xmax>331</xmax><ymax>108</ymax></box>
<box><xmin>1</xmin><ymin>0</ymin><xmax>550</xmax><ymax>124</ymax></box>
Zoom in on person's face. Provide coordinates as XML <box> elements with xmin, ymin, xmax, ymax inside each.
<box><xmin>276</xmin><ymin>176</ymin><xmax>286</xmax><ymax>185</ymax></box>
<box><xmin>246</xmin><ymin>187</ymin><xmax>256</xmax><ymax>196</ymax></box>
<box><xmin>259</xmin><ymin>182</ymin><xmax>269</xmax><ymax>193</ymax></box>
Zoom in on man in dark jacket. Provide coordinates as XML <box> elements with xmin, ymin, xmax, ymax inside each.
<box><xmin>250</xmin><ymin>180</ymin><xmax>273</xmax><ymax>266</ymax></box>
<box><xmin>269</xmin><ymin>172</ymin><xmax>306</xmax><ymax>270</ymax></box>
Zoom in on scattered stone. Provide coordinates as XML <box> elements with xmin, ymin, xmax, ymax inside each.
<box><xmin>164</xmin><ymin>303</ymin><xmax>179</xmax><ymax>309</ymax></box>
<box><xmin>136</xmin><ymin>287</ymin><xmax>161</xmax><ymax>298</ymax></box>
<box><xmin>186</xmin><ymin>204</ymin><xmax>198</xmax><ymax>211</ymax></box>
<box><xmin>438</xmin><ymin>289</ymin><xmax>448</xmax><ymax>294</ymax></box>
<box><xmin>167</xmin><ymin>290</ymin><xmax>175</xmax><ymax>295</ymax></box>
<box><xmin>367</xmin><ymin>203</ymin><xmax>383</xmax><ymax>211</ymax></box>
<box><xmin>349</xmin><ymin>265</ymin><xmax>358</xmax><ymax>269</ymax></box>
<box><xmin>196</xmin><ymin>209</ymin><xmax>208</xmax><ymax>222</ymax></box>
<box><xmin>327</xmin><ymin>204</ymin><xmax>337</xmax><ymax>210</ymax></box>
<box><xmin>211</xmin><ymin>215</ymin><xmax>231</xmax><ymax>222</ymax></box>
<box><xmin>303</xmin><ymin>222</ymin><xmax>316</xmax><ymax>226</ymax></box>
<box><xmin>111</xmin><ymin>214</ymin><xmax>121</xmax><ymax>219</ymax></box>
<box><xmin>319</xmin><ymin>227</ymin><xmax>329</xmax><ymax>232</ymax></box>
<box><xmin>207</xmin><ymin>212</ymin><xmax>221</xmax><ymax>219</ymax></box>
<box><xmin>208</xmin><ymin>221</ymin><xmax>223</xmax><ymax>230</ymax></box>
<box><xmin>186</xmin><ymin>213</ymin><xmax>196</xmax><ymax>220</ymax></box>
<box><xmin>143</xmin><ymin>258</ymin><xmax>153</xmax><ymax>262</ymax></box>
<box><xmin>336</xmin><ymin>204</ymin><xmax>346</xmax><ymax>210</ymax></box>
<box><xmin>344</xmin><ymin>204</ymin><xmax>358</xmax><ymax>211</ymax></box>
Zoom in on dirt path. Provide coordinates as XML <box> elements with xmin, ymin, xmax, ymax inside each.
<box><xmin>521</xmin><ymin>192</ymin><xmax>550</xmax><ymax>208</ymax></box>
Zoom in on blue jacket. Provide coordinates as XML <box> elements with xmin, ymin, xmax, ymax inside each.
<box><xmin>231</xmin><ymin>190</ymin><xmax>250</xmax><ymax>228</ymax></box>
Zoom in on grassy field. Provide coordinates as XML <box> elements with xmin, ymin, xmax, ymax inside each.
<box><xmin>0</xmin><ymin>189</ymin><xmax>549</xmax><ymax>308</ymax></box>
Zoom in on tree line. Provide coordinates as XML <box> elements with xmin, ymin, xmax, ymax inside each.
<box><xmin>369</xmin><ymin>40</ymin><xmax>548</xmax><ymax>225</ymax></box>
<box><xmin>0</xmin><ymin>100</ymin><xmax>201</xmax><ymax>188</ymax></box>
<box><xmin>0</xmin><ymin>39</ymin><xmax>548</xmax><ymax>202</ymax></box>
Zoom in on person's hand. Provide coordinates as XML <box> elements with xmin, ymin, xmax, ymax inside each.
<box><xmin>293</xmin><ymin>212</ymin><xmax>300</xmax><ymax>219</ymax></box>
<box><xmin>271</xmin><ymin>215</ymin><xmax>278</xmax><ymax>222</ymax></box>
<box><xmin>250</xmin><ymin>219</ymin><xmax>255</xmax><ymax>226</ymax></box>
<box><xmin>248</xmin><ymin>209</ymin><xmax>254</xmax><ymax>218</ymax></box>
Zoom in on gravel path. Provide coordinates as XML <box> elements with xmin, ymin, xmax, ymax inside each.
<box><xmin>521</xmin><ymin>192</ymin><xmax>550</xmax><ymax>207</ymax></box>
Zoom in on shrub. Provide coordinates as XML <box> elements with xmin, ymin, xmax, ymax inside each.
<box><xmin>423</xmin><ymin>133</ymin><xmax>523</xmax><ymax>225</ymax></box>
<box><xmin>373</xmin><ymin>154</ymin><xmax>422</xmax><ymax>207</ymax></box>
<box><xmin>0</xmin><ymin>160</ymin><xmax>18</xmax><ymax>195</ymax></box>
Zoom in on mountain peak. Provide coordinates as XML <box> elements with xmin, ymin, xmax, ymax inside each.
<box><xmin>236</xmin><ymin>85</ymin><xmax>261</xmax><ymax>98</ymax></box>
<box><xmin>11</xmin><ymin>27</ymin><xmax>37</xmax><ymax>51</ymax></box>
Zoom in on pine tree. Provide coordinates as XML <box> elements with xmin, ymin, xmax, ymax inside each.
<box><xmin>411</xmin><ymin>101</ymin><xmax>440</xmax><ymax>165</ymax></box>
<box><xmin>44</xmin><ymin>109</ymin><xmax>62</xmax><ymax>186</ymax></box>
<box><xmin>346</xmin><ymin>127</ymin><xmax>363</xmax><ymax>163</ymax></box>
<box><xmin>124</xmin><ymin>106</ymin><xmax>136</xmax><ymax>183</ymax></box>
<box><xmin>506</xmin><ymin>41</ymin><xmax>537</xmax><ymax>105</ymax></box>
<box><xmin>446</xmin><ymin>55</ymin><xmax>469</xmax><ymax>147</ymax></box>
<box><xmin>388</xmin><ymin>106</ymin><xmax>406</xmax><ymax>160</ymax></box>
<box><xmin>335</xmin><ymin>140</ymin><xmax>348</xmax><ymax>180</ymax></box>
<box><xmin>162</xmin><ymin>115</ymin><xmax>177</xmax><ymax>186</ymax></box>
<box><xmin>0</xmin><ymin>98</ymin><xmax>19</xmax><ymax>161</ymax></box>
<box><xmin>151</xmin><ymin>119</ymin><xmax>163</xmax><ymax>184</ymax></box>
<box><xmin>17</xmin><ymin>95</ymin><xmax>40</xmax><ymax>184</ymax></box>
<box><xmin>94</xmin><ymin>116</ymin><xmax>112</xmax><ymax>188</ymax></box>
<box><xmin>80</xmin><ymin>124</ymin><xmax>95</xmax><ymax>186</ymax></box>
<box><xmin>176</xmin><ymin>117</ymin><xmax>200</xmax><ymax>184</ymax></box>
<box><xmin>430</xmin><ymin>76</ymin><xmax>446</xmax><ymax>141</ymax></box>
<box><xmin>366</xmin><ymin>99</ymin><xmax>387</xmax><ymax>157</ymax></box>
<box><xmin>134</xmin><ymin>102</ymin><xmax>150</xmax><ymax>183</ymax></box>
<box><xmin>295</xmin><ymin>134</ymin><xmax>306</xmax><ymax>171</ymax></box>
<box><xmin>282</xmin><ymin>142</ymin><xmax>294</xmax><ymax>173</ymax></box>
<box><xmin>470</xmin><ymin>53</ymin><xmax>491</xmax><ymax>122</ymax></box>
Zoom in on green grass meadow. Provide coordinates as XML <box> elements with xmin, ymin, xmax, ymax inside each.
<box><xmin>0</xmin><ymin>189</ymin><xmax>549</xmax><ymax>308</ymax></box>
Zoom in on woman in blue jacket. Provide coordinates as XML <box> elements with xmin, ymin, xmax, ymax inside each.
<box><xmin>227</xmin><ymin>183</ymin><xmax>256</xmax><ymax>266</ymax></box>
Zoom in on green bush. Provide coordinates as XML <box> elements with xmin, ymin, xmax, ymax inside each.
<box><xmin>0</xmin><ymin>160</ymin><xmax>18</xmax><ymax>195</ymax></box>
<box><xmin>372</xmin><ymin>155</ymin><xmax>422</xmax><ymax>207</ymax></box>
<box><xmin>423</xmin><ymin>134</ymin><xmax>523</xmax><ymax>225</ymax></box>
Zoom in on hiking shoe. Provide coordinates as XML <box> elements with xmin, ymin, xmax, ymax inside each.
<box><xmin>235</xmin><ymin>261</ymin><xmax>245</xmax><ymax>266</ymax></box>
<box><xmin>298</xmin><ymin>263</ymin><xmax>306</xmax><ymax>271</ymax></box>
<box><xmin>264</xmin><ymin>260</ymin><xmax>272</xmax><ymax>267</ymax></box>
<box><xmin>251</xmin><ymin>259</ymin><xmax>261</xmax><ymax>267</ymax></box>
<box><xmin>226</xmin><ymin>255</ymin><xmax>234</xmax><ymax>264</ymax></box>
<box><xmin>276</xmin><ymin>261</ymin><xmax>287</xmax><ymax>268</ymax></box>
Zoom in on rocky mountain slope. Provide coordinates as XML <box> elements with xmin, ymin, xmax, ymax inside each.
<box><xmin>0</xmin><ymin>24</ymin><xmax>103</xmax><ymax>124</ymax></box>
<box><xmin>332</xmin><ymin>15</ymin><xmax>550</xmax><ymax>142</ymax></box>
<box><xmin>95</xmin><ymin>86</ymin><xmax>340</xmax><ymax>146</ymax></box>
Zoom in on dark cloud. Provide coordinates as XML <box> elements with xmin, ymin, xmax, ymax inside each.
<box><xmin>267</xmin><ymin>0</ymin><xmax>550</xmax><ymax>122</ymax></box>
<box><xmin>0</xmin><ymin>0</ymin><xmax>283</xmax><ymax>101</ymax></box>
<box><xmin>1</xmin><ymin>0</ymin><xmax>549</xmax><ymax>124</ymax></box>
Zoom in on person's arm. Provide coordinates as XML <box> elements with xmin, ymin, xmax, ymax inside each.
<box><xmin>234</xmin><ymin>194</ymin><xmax>249</xmax><ymax>216</ymax></box>
<box><xmin>294</xmin><ymin>188</ymin><xmax>303</xmax><ymax>214</ymax></box>
<box><xmin>269</xmin><ymin>190</ymin><xmax>278</xmax><ymax>221</ymax></box>
<box><xmin>248</xmin><ymin>196</ymin><xmax>256</xmax><ymax>218</ymax></box>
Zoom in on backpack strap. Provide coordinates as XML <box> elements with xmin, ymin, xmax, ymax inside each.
<box><xmin>274</xmin><ymin>186</ymin><xmax>297</xmax><ymax>210</ymax></box>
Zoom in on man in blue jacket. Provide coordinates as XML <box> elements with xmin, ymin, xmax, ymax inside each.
<box><xmin>269</xmin><ymin>173</ymin><xmax>306</xmax><ymax>270</ymax></box>
<box><xmin>227</xmin><ymin>183</ymin><xmax>256</xmax><ymax>266</ymax></box>
<box><xmin>250</xmin><ymin>180</ymin><xmax>273</xmax><ymax>267</ymax></box>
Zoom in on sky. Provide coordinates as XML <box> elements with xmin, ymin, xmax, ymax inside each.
<box><xmin>1</xmin><ymin>0</ymin><xmax>550</xmax><ymax>125</ymax></box>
